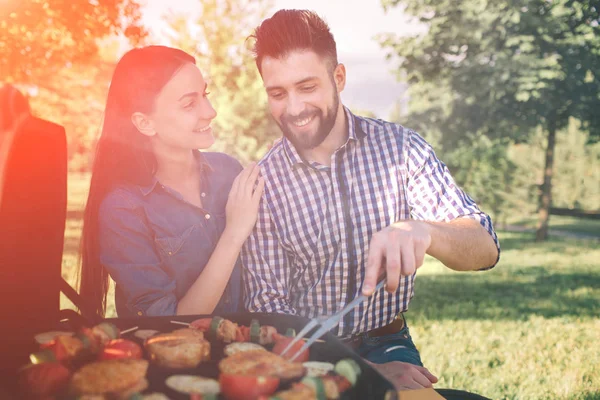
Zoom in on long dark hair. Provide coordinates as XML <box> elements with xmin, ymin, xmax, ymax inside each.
<box><xmin>79</xmin><ymin>46</ymin><xmax>196</xmax><ymax>317</ymax></box>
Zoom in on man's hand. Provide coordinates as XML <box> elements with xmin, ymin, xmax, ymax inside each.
<box><xmin>363</xmin><ymin>221</ymin><xmax>431</xmax><ymax>295</ymax></box>
<box><xmin>368</xmin><ymin>360</ymin><xmax>438</xmax><ymax>391</ymax></box>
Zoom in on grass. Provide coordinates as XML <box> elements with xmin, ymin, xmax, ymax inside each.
<box><xmin>507</xmin><ymin>215</ymin><xmax>600</xmax><ymax>238</ymax></box>
<box><xmin>411</xmin><ymin>232</ymin><xmax>600</xmax><ymax>399</ymax></box>
<box><xmin>62</xmin><ymin>173</ymin><xmax>600</xmax><ymax>399</ymax></box>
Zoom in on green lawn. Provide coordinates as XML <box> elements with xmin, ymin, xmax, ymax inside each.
<box><xmin>410</xmin><ymin>232</ymin><xmax>600</xmax><ymax>400</ymax></box>
<box><xmin>61</xmin><ymin>173</ymin><xmax>600</xmax><ymax>399</ymax></box>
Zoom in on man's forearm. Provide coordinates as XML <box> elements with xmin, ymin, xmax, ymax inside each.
<box><xmin>424</xmin><ymin>217</ymin><xmax>499</xmax><ymax>271</ymax></box>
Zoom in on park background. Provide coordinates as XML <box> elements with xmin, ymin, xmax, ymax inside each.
<box><xmin>1</xmin><ymin>1</ymin><xmax>599</xmax><ymax>399</ymax></box>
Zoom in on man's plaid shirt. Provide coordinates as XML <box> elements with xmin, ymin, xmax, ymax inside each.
<box><xmin>242</xmin><ymin>108</ymin><xmax>500</xmax><ymax>337</ymax></box>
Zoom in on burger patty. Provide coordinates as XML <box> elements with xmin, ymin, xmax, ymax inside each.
<box><xmin>69</xmin><ymin>359</ymin><xmax>148</xmax><ymax>396</ymax></box>
<box><xmin>145</xmin><ymin>328</ymin><xmax>211</xmax><ymax>368</ymax></box>
<box><xmin>218</xmin><ymin>349</ymin><xmax>305</xmax><ymax>380</ymax></box>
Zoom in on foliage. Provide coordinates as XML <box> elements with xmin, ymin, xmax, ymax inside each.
<box><xmin>379</xmin><ymin>0</ymin><xmax>600</xmax><ymax>145</ymax></box>
<box><xmin>509</xmin><ymin>118</ymin><xmax>600</xmax><ymax>212</ymax></box>
<box><xmin>379</xmin><ymin>0</ymin><xmax>600</xmax><ymax>239</ymax></box>
<box><xmin>0</xmin><ymin>0</ymin><xmax>147</xmax><ymax>85</ymax></box>
<box><xmin>1</xmin><ymin>0</ymin><xmax>146</xmax><ymax>171</ymax></box>
<box><xmin>444</xmin><ymin>135</ymin><xmax>517</xmax><ymax>226</ymax></box>
<box><xmin>26</xmin><ymin>42</ymin><xmax>119</xmax><ymax>171</ymax></box>
<box><xmin>441</xmin><ymin>119</ymin><xmax>600</xmax><ymax>228</ymax></box>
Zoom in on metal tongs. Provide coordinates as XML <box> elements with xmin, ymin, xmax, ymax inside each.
<box><xmin>280</xmin><ymin>279</ymin><xmax>387</xmax><ymax>361</ymax></box>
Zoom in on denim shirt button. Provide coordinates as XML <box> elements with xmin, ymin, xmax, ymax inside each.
<box><xmin>137</xmin><ymin>311</ymin><xmax>143</xmax><ymax>316</ymax></box>
<box><xmin>205</xmin><ymin>214</ymin><xmax>211</xmax><ymax>220</ymax></box>
<box><xmin>201</xmin><ymin>192</ymin><xmax>206</xmax><ymax>198</ymax></box>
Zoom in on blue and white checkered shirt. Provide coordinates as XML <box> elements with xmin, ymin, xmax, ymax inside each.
<box><xmin>242</xmin><ymin>108</ymin><xmax>500</xmax><ymax>337</ymax></box>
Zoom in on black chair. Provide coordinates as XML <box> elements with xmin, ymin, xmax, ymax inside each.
<box><xmin>0</xmin><ymin>114</ymin><xmax>67</xmax><ymax>368</ymax></box>
<box><xmin>0</xmin><ymin>113</ymin><xmax>97</xmax><ymax>396</ymax></box>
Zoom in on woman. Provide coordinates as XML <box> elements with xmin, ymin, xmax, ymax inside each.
<box><xmin>79</xmin><ymin>46</ymin><xmax>264</xmax><ymax>318</ymax></box>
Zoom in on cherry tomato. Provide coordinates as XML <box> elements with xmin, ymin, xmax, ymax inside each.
<box><xmin>98</xmin><ymin>339</ymin><xmax>142</xmax><ymax>360</ymax></box>
<box><xmin>237</xmin><ymin>325</ymin><xmax>250</xmax><ymax>342</ymax></box>
<box><xmin>18</xmin><ymin>362</ymin><xmax>70</xmax><ymax>397</ymax></box>
<box><xmin>219</xmin><ymin>374</ymin><xmax>280</xmax><ymax>400</ymax></box>
<box><xmin>190</xmin><ymin>318</ymin><xmax>212</xmax><ymax>331</ymax></box>
<box><xmin>271</xmin><ymin>336</ymin><xmax>310</xmax><ymax>363</ymax></box>
<box><xmin>39</xmin><ymin>338</ymin><xmax>69</xmax><ymax>362</ymax></box>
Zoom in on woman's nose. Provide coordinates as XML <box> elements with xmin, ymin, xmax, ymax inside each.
<box><xmin>201</xmin><ymin>98</ymin><xmax>217</xmax><ymax>120</ymax></box>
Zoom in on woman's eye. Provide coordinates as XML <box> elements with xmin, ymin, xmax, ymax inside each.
<box><xmin>184</xmin><ymin>100</ymin><xmax>196</xmax><ymax>109</ymax></box>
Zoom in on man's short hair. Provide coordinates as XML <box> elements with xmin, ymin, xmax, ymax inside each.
<box><xmin>250</xmin><ymin>9</ymin><xmax>338</xmax><ymax>74</ymax></box>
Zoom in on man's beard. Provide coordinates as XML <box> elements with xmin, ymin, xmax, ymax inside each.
<box><xmin>278</xmin><ymin>93</ymin><xmax>339</xmax><ymax>151</ymax></box>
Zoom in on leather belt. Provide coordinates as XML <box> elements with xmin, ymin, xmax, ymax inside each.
<box><xmin>366</xmin><ymin>314</ymin><xmax>405</xmax><ymax>338</ymax></box>
<box><xmin>342</xmin><ymin>314</ymin><xmax>406</xmax><ymax>349</ymax></box>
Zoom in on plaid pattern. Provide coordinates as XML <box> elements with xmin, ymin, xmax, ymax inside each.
<box><xmin>242</xmin><ymin>108</ymin><xmax>499</xmax><ymax>337</ymax></box>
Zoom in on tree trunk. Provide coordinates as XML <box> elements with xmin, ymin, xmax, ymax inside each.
<box><xmin>535</xmin><ymin>118</ymin><xmax>557</xmax><ymax>242</ymax></box>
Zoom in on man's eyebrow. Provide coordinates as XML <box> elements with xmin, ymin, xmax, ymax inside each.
<box><xmin>178</xmin><ymin>83</ymin><xmax>208</xmax><ymax>101</ymax></box>
<box><xmin>295</xmin><ymin>76</ymin><xmax>319</xmax><ymax>85</ymax></box>
<box><xmin>266</xmin><ymin>77</ymin><xmax>319</xmax><ymax>92</ymax></box>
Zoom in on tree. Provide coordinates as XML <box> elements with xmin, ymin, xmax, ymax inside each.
<box><xmin>27</xmin><ymin>41</ymin><xmax>119</xmax><ymax>171</ymax></box>
<box><xmin>164</xmin><ymin>0</ymin><xmax>279</xmax><ymax>162</ymax></box>
<box><xmin>446</xmin><ymin>135</ymin><xmax>517</xmax><ymax>229</ymax></box>
<box><xmin>0</xmin><ymin>0</ymin><xmax>147</xmax><ymax>85</ymax></box>
<box><xmin>379</xmin><ymin>0</ymin><xmax>600</xmax><ymax>240</ymax></box>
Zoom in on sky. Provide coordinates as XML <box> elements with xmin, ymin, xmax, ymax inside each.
<box><xmin>140</xmin><ymin>0</ymin><xmax>425</xmax><ymax>118</ymax></box>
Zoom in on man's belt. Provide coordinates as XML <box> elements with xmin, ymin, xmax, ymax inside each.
<box><xmin>342</xmin><ymin>314</ymin><xmax>406</xmax><ymax>349</ymax></box>
<box><xmin>366</xmin><ymin>313</ymin><xmax>405</xmax><ymax>338</ymax></box>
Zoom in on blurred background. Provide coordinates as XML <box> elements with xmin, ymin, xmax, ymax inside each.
<box><xmin>1</xmin><ymin>0</ymin><xmax>599</xmax><ymax>399</ymax></box>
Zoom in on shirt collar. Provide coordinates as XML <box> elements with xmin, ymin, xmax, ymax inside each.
<box><xmin>282</xmin><ymin>106</ymin><xmax>367</xmax><ymax>169</ymax></box>
<box><xmin>138</xmin><ymin>150</ymin><xmax>213</xmax><ymax>196</ymax></box>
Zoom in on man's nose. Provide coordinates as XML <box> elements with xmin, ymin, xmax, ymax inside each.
<box><xmin>286</xmin><ymin>93</ymin><xmax>305</xmax><ymax>117</ymax></box>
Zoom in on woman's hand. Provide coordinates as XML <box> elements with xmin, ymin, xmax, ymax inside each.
<box><xmin>224</xmin><ymin>162</ymin><xmax>265</xmax><ymax>245</ymax></box>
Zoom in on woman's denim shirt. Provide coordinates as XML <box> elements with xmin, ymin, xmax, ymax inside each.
<box><xmin>98</xmin><ymin>151</ymin><xmax>243</xmax><ymax>317</ymax></box>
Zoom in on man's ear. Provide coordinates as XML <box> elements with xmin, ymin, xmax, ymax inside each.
<box><xmin>131</xmin><ymin>112</ymin><xmax>156</xmax><ymax>137</ymax></box>
<box><xmin>333</xmin><ymin>63</ymin><xmax>346</xmax><ymax>93</ymax></box>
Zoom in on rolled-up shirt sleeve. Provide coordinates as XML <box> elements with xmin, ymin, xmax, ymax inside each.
<box><xmin>98</xmin><ymin>190</ymin><xmax>177</xmax><ymax>316</ymax></box>
<box><xmin>404</xmin><ymin>130</ymin><xmax>500</xmax><ymax>268</ymax></box>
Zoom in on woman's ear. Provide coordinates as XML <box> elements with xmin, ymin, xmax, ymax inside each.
<box><xmin>131</xmin><ymin>112</ymin><xmax>156</xmax><ymax>137</ymax></box>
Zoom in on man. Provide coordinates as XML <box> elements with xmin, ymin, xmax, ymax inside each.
<box><xmin>241</xmin><ymin>9</ymin><xmax>500</xmax><ymax>390</ymax></box>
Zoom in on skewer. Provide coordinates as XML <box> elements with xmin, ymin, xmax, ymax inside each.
<box><xmin>170</xmin><ymin>320</ymin><xmax>190</xmax><ymax>326</ymax></box>
<box><xmin>120</xmin><ymin>326</ymin><xmax>139</xmax><ymax>335</ymax></box>
<box><xmin>169</xmin><ymin>320</ymin><xmax>324</xmax><ymax>342</ymax></box>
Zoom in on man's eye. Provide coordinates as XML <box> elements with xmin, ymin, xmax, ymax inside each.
<box><xmin>301</xmin><ymin>85</ymin><xmax>316</xmax><ymax>92</ymax></box>
<box><xmin>270</xmin><ymin>92</ymin><xmax>284</xmax><ymax>99</ymax></box>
